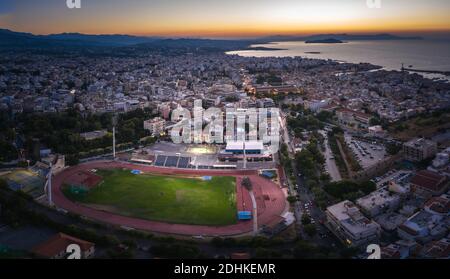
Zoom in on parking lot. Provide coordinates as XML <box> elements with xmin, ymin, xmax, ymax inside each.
<box><xmin>344</xmin><ymin>134</ymin><xmax>387</xmax><ymax>169</ymax></box>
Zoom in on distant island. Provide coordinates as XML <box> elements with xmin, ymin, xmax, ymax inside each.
<box><xmin>258</xmin><ymin>33</ymin><xmax>423</xmax><ymax>43</ymax></box>
<box><xmin>246</xmin><ymin>46</ymin><xmax>286</xmax><ymax>51</ymax></box>
<box><xmin>305</xmin><ymin>38</ymin><xmax>345</xmax><ymax>44</ymax></box>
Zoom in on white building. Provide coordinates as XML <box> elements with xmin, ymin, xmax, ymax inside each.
<box><xmin>368</xmin><ymin>125</ymin><xmax>386</xmax><ymax>137</ymax></box>
<box><xmin>225</xmin><ymin>141</ymin><xmax>264</xmax><ymax>155</ymax></box>
<box><xmin>144</xmin><ymin>117</ymin><xmax>166</xmax><ymax>136</ymax></box>
<box><xmin>326</xmin><ymin>200</ymin><xmax>381</xmax><ymax>247</ymax></box>
<box><xmin>356</xmin><ymin>187</ymin><xmax>402</xmax><ymax>217</ymax></box>
<box><xmin>432</xmin><ymin>148</ymin><xmax>450</xmax><ymax>169</ymax></box>
<box><xmin>403</xmin><ymin>138</ymin><xmax>438</xmax><ymax>162</ymax></box>
<box><xmin>304</xmin><ymin>99</ymin><xmax>330</xmax><ymax>112</ymax></box>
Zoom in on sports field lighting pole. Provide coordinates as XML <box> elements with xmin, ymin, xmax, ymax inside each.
<box><xmin>47</xmin><ymin>163</ymin><xmax>53</xmax><ymax>206</ymax></box>
<box><xmin>112</xmin><ymin>114</ymin><xmax>118</xmax><ymax>160</ymax></box>
<box><xmin>113</xmin><ymin>126</ymin><xmax>116</xmax><ymax>159</ymax></box>
<box><xmin>243</xmin><ymin>141</ymin><xmax>247</xmax><ymax>169</ymax></box>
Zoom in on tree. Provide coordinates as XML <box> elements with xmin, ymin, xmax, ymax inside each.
<box><xmin>386</xmin><ymin>143</ymin><xmax>402</xmax><ymax>155</ymax></box>
<box><xmin>0</xmin><ymin>140</ymin><xmax>17</xmax><ymax>162</ymax></box>
<box><xmin>316</xmin><ymin>111</ymin><xmax>333</xmax><ymax>122</ymax></box>
<box><xmin>151</xmin><ymin>243</ymin><xmax>201</xmax><ymax>258</ymax></box>
<box><xmin>330</xmin><ymin>126</ymin><xmax>344</xmax><ymax>135</ymax></box>
<box><xmin>301</xmin><ymin>214</ymin><xmax>311</xmax><ymax>225</ymax></box>
<box><xmin>320</xmin><ymin>173</ymin><xmax>331</xmax><ymax>183</ymax></box>
<box><xmin>287</xmin><ymin>196</ymin><xmax>297</xmax><ymax>204</ymax></box>
<box><xmin>211</xmin><ymin>237</ymin><xmax>224</xmax><ymax>247</ymax></box>
<box><xmin>304</xmin><ymin>224</ymin><xmax>317</xmax><ymax>237</ymax></box>
<box><xmin>254</xmin><ymin>248</ymin><xmax>282</xmax><ymax>259</ymax></box>
<box><xmin>369</xmin><ymin>117</ymin><xmax>381</xmax><ymax>126</ymax></box>
<box><xmin>293</xmin><ymin>241</ymin><xmax>318</xmax><ymax>258</ymax></box>
<box><xmin>66</xmin><ymin>154</ymin><xmax>79</xmax><ymax>166</ymax></box>
<box><xmin>360</xmin><ymin>181</ymin><xmax>376</xmax><ymax>194</ymax></box>
<box><xmin>340</xmin><ymin>247</ymin><xmax>359</xmax><ymax>259</ymax></box>
<box><xmin>324</xmin><ymin>180</ymin><xmax>375</xmax><ymax>201</ymax></box>
<box><xmin>241</xmin><ymin>177</ymin><xmax>252</xmax><ymax>191</ymax></box>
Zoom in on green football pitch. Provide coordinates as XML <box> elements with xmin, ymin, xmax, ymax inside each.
<box><xmin>63</xmin><ymin>169</ymin><xmax>238</xmax><ymax>226</ymax></box>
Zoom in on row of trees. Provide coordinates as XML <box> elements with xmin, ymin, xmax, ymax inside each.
<box><xmin>288</xmin><ymin>114</ymin><xmax>324</xmax><ymax>137</ymax></box>
<box><xmin>324</xmin><ymin>180</ymin><xmax>376</xmax><ymax>202</ymax></box>
<box><xmin>294</xmin><ymin>133</ymin><xmax>333</xmax><ymax>209</ymax></box>
<box><xmin>1</xmin><ymin>108</ymin><xmax>159</xmax><ymax>164</ymax></box>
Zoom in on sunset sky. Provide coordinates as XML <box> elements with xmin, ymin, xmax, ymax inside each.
<box><xmin>1</xmin><ymin>0</ymin><xmax>449</xmax><ymax>37</ymax></box>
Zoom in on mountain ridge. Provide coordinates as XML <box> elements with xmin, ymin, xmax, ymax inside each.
<box><xmin>0</xmin><ymin>29</ymin><xmax>424</xmax><ymax>51</ymax></box>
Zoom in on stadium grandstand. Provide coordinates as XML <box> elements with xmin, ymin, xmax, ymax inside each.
<box><xmin>154</xmin><ymin>155</ymin><xmax>192</xmax><ymax>169</ymax></box>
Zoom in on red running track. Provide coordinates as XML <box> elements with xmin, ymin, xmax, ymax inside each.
<box><xmin>52</xmin><ymin>161</ymin><xmax>287</xmax><ymax>236</ymax></box>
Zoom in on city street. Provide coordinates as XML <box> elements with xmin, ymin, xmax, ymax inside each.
<box><xmin>280</xmin><ymin>114</ymin><xmax>339</xmax><ymax>248</ymax></box>
<box><xmin>319</xmin><ymin>130</ymin><xmax>342</xmax><ymax>182</ymax></box>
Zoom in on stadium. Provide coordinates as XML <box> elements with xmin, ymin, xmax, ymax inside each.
<box><xmin>52</xmin><ymin>160</ymin><xmax>288</xmax><ymax>236</ymax></box>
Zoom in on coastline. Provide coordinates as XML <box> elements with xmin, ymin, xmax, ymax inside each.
<box><xmin>227</xmin><ymin>40</ymin><xmax>450</xmax><ymax>82</ymax></box>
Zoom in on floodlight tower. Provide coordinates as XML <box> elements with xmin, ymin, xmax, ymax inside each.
<box><xmin>243</xmin><ymin>141</ymin><xmax>247</xmax><ymax>169</ymax></box>
<box><xmin>47</xmin><ymin>163</ymin><xmax>53</xmax><ymax>206</ymax></box>
<box><xmin>112</xmin><ymin>114</ymin><xmax>118</xmax><ymax>160</ymax></box>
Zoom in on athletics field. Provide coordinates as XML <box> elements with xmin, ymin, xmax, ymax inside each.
<box><xmin>63</xmin><ymin>169</ymin><xmax>237</xmax><ymax>226</ymax></box>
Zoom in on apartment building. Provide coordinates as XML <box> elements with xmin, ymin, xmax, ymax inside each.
<box><xmin>326</xmin><ymin>200</ymin><xmax>381</xmax><ymax>247</ymax></box>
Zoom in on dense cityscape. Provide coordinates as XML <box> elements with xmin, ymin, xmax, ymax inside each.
<box><xmin>1</xmin><ymin>42</ymin><xmax>449</xmax><ymax>260</ymax></box>
<box><xmin>0</xmin><ymin>0</ymin><xmax>449</xmax><ymax>268</ymax></box>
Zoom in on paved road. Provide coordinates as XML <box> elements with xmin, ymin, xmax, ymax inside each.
<box><xmin>280</xmin><ymin>113</ymin><xmax>340</xmax><ymax>248</ymax></box>
<box><xmin>319</xmin><ymin>130</ymin><xmax>342</xmax><ymax>182</ymax></box>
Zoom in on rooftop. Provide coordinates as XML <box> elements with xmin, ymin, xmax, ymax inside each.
<box><xmin>226</xmin><ymin>141</ymin><xmax>264</xmax><ymax>151</ymax></box>
<box><xmin>327</xmin><ymin>200</ymin><xmax>380</xmax><ymax>234</ymax></box>
<box><xmin>405</xmin><ymin>138</ymin><xmax>437</xmax><ymax>149</ymax></box>
<box><xmin>32</xmin><ymin>233</ymin><xmax>94</xmax><ymax>258</ymax></box>
<box><xmin>411</xmin><ymin>170</ymin><xmax>447</xmax><ymax>192</ymax></box>
<box><xmin>356</xmin><ymin>187</ymin><xmax>400</xmax><ymax>211</ymax></box>
<box><xmin>424</xmin><ymin>194</ymin><xmax>450</xmax><ymax>215</ymax></box>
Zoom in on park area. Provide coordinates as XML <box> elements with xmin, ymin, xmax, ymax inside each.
<box><xmin>62</xmin><ymin>169</ymin><xmax>238</xmax><ymax>226</ymax></box>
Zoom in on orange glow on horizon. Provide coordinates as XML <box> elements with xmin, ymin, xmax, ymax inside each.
<box><xmin>2</xmin><ymin>0</ymin><xmax>449</xmax><ymax>38</ymax></box>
